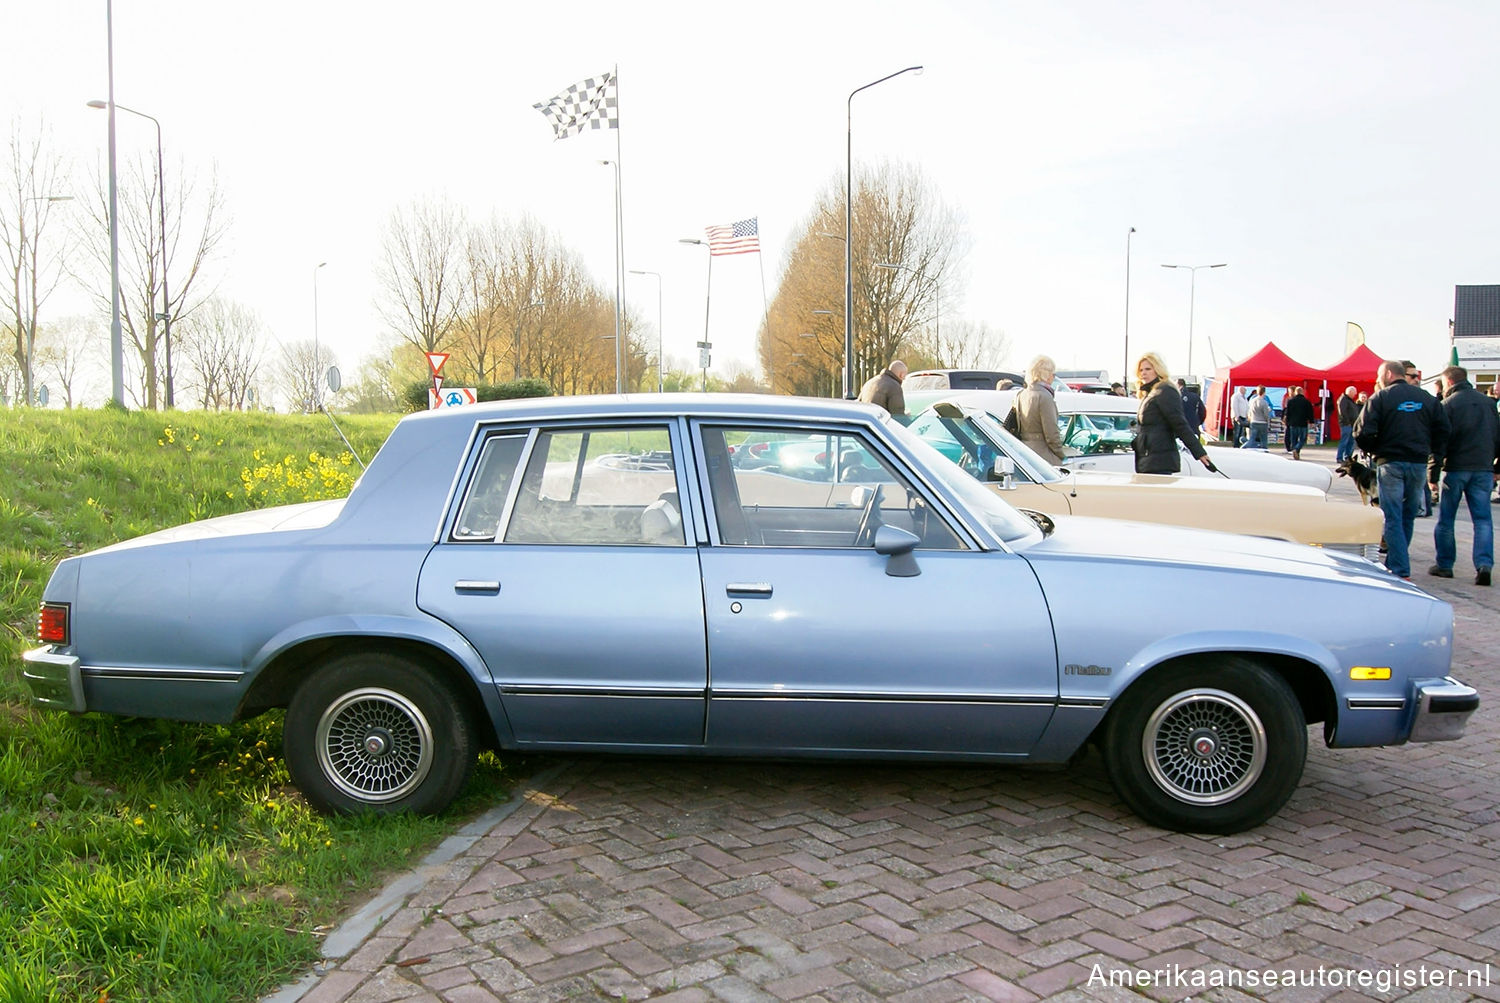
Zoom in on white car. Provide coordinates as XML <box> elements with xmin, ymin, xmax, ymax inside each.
<box><xmin>924</xmin><ymin>389</ymin><xmax>1334</xmax><ymax>493</ymax></box>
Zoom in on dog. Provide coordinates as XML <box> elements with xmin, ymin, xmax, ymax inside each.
<box><xmin>1336</xmin><ymin>456</ymin><xmax>1378</xmax><ymax>506</ymax></box>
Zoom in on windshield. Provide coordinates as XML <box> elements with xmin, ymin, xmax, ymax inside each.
<box><xmin>908</xmin><ymin>407</ymin><xmax>1065</xmax><ymax>485</ymax></box>
<box><xmin>883</xmin><ymin>415</ymin><xmax>1042</xmax><ymax>546</ymax></box>
<box><xmin>1061</xmin><ymin>410</ymin><xmax>1138</xmax><ymax>456</ymax></box>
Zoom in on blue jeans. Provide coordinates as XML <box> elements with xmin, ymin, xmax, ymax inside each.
<box><xmin>1376</xmin><ymin>461</ymin><xmax>1426</xmax><ymax>578</ymax></box>
<box><xmin>1245</xmin><ymin>422</ymin><xmax>1268</xmax><ymax>449</ymax></box>
<box><xmin>1434</xmin><ymin>470</ymin><xmax>1495</xmax><ymax>572</ymax></box>
<box><xmin>1285</xmin><ymin>425</ymin><xmax>1308</xmax><ymax>454</ymax></box>
<box><xmin>1335</xmin><ymin>429</ymin><xmax>1356</xmax><ymax>463</ymax></box>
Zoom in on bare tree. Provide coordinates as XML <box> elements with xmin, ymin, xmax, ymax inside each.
<box><xmin>176</xmin><ymin>297</ymin><xmax>263</xmax><ymax>410</ymax></box>
<box><xmin>376</xmin><ymin>198</ymin><xmax>468</xmax><ymax>357</ymax></box>
<box><xmin>1</xmin><ymin>119</ymin><xmax>72</xmax><ymax>408</ymax></box>
<box><xmin>762</xmin><ymin>162</ymin><xmax>967</xmax><ymax>394</ymax></box>
<box><xmin>909</xmin><ymin>317</ymin><xmax>1010</xmax><ymax>372</ymax></box>
<box><xmin>279</xmin><ymin>339</ymin><xmax>338</xmax><ymax>413</ymax></box>
<box><xmin>77</xmin><ymin>152</ymin><xmax>228</xmax><ymax>410</ymax></box>
<box><xmin>35</xmin><ymin>314</ymin><xmax>99</xmax><ymax>408</ymax></box>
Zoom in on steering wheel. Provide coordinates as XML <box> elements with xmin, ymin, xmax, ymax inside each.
<box><xmin>853</xmin><ymin>484</ymin><xmax>883</xmax><ymax>547</ymax></box>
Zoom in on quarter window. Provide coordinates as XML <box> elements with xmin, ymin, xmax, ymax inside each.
<box><xmin>451</xmin><ymin>434</ymin><xmax>527</xmax><ymax>541</ymax></box>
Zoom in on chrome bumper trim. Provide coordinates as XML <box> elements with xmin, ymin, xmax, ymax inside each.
<box><xmin>1408</xmin><ymin>677</ymin><xmax>1479</xmax><ymax>743</ymax></box>
<box><xmin>22</xmin><ymin>646</ymin><xmax>86</xmax><ymax>713</ymax></box>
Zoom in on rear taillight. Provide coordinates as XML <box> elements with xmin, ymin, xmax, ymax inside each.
<box><xmin>37</xmin><ymin>603</ymin><xmax>69</xmax><ymax>645</ymax></box>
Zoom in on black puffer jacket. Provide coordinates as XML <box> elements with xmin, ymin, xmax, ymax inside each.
<box><xmin>1284</xmin><ymin>393</ymin><xmax>1314</xmax><ymax>428</ymax></box>
<box><xmin>1430</xmin><ymin>380</ymin><xmax>1500</xmax><ymax>474</ymax></box>
<box><xmin>1134</xmin><ymin>379</ymin><xmax>1208</xmax><ymax>474</ymax></box>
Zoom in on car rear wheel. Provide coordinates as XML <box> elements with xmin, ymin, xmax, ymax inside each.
<box><xmin>1101</xmin><ymin>657</ymin><xmax>1306</xmax><ymax>833</ymax></box>
<box><xmin>284</xmin><ymin>652</ymin><xmax>475</xmax><ymax>815</ymax></box>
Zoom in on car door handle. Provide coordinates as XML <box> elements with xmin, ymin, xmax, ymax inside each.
<box><xmin>454</xmin><ymin>580</ymin><xmax>501</xmax><ymax>595</ymax></box>
<box><xmin>726</xmin><ymin>582</ymin><xmax>773</xmax><ymax>597</ymax></box>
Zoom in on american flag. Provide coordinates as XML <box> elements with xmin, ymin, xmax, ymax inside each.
<box><xmin>705</xmin><ymin>217</ymin><xmax>760</xmax><ymax>256</ymax></box>
<box><xmin>533</xmin><ymin>72</ymin><xmax>619</xmax><ymax>140</ymax></box>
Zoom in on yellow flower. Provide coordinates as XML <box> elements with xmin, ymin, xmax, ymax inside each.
<box><xmin>133</xmin><ymin>817</ymin><xmax>144</xmax><ymax>826</ymax></box>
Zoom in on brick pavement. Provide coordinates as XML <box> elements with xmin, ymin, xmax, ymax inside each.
<box><xmin>269</xmin><ymin>447</ymin><xmax>1500</xmax><ymax>1002</ymax></box>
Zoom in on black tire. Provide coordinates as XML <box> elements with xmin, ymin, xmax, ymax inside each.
<box><xmin>1101</xmin><ymin>657</ymin><xmax>1306</xmax><ymax>834</ymax></box>
<box><xmin>284</xmin><ymin>651</ymin><xmax>476</xmax><ymax>815</ymax></box>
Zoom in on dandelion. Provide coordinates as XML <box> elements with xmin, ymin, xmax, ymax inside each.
<box><xmin>133</xmin><ymin>817</ymin><xmax>143</xmax><ymax>826</ymax></box>
<box><xmin>324</xmin><ymin>839</ymin><xmax>333</xmax><ymax>847</ymax></box>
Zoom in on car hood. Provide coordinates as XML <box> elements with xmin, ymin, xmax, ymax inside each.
<box><xmin>92</xmin><ymin>499</ymin><xmax>347</xmax><ymax>554</ymax></box>
<box><xmin>1016</xmin><ymin>513</ymin><xmax>1409</xmax><ymax>589</ymax></box>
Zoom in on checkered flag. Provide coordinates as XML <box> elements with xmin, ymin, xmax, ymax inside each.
<box><xmin>533</xmin><ymin>71</ymin><xmax>619</xmax><ymax>140</ymax></box>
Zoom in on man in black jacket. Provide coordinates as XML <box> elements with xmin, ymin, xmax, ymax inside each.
<box><xmin>1354</xmin><ymin>360</ymin><xmax>1449</xmax><ymax>579</ymax></box>
<box><xmin>1282</xmin><ymin>386</ymin><xmax>1315</xmax><ymax>460</ymax></box>
<box><xmin>1428</xmin><ymin>366</ymin><xmax>1499</xmax><ymax>585</ymax></box>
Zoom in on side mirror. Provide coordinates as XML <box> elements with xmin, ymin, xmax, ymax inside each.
<box><xmin>992</xmin><ymin>455</ymin><xmax>1016</xmax><ymax>489</ymax></box>
<box><xmin>873</xmin><ymin>525</ymin><xmax>921</xmax><ymax>577</ymax></box>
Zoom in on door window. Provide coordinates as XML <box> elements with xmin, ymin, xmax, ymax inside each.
<box><xmin>699</xmin><ymin>425</ymin><xmax>964</xmax><ymax>550</ymax></box>
<box><xmin>451</xmin><ymin>434</ymin><xmax>528</xmax><ymax>541</ymax></box>
<box><xmin>505</xmin><ymin>426</ymin><xmax>683</xmax><ymax>546</ymax></box>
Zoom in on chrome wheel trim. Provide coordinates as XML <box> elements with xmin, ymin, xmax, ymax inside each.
<box><xmin>315</xmin><ymin>687</ymin><xmax>434</xmax><ymax>803</ymax></box>
<box><xmin>1143</xmin><ymin>688</ymin><xmax>1267</xmax><ymax>806</ymax></box>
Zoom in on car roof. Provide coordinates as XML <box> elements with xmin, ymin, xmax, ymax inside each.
<box><xmin>920</xmin><ymin>388</ymin><xmax>1136</xmax><ymax>414</ymax></box>
<box><xmin>398</xmin><ymin>393</ymin><xmax>891</xmax><ymax>430</ymax></box>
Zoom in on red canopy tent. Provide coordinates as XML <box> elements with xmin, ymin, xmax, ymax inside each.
<box><xmin>1205</xmin><ymin>342</ymin><xmax>1325</xmax><ymax>439</ymax></box>
<box><xmin>1316</xmin><ymin>343</ymin><xmax>1386</xmax><ymax>441</ymax></box>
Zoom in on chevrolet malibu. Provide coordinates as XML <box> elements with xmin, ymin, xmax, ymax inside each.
<box><xmin>22</xmin><ymin>395</ymin><xmax>1476</xmax><ymax>834</ymax></box>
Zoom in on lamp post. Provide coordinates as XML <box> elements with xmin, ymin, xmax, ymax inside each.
<box><xmin>628</xmin><ymin>269</ymin><xmax>663</xmax><ymax>392</ymax></box>
<box><xmin>1123</xmin><ymin>227</ymin><xmax>1135</xmax><ymax>392</ymax></box>
<box><xmin>845</xmin><ymin>65</ymin><xmax>922</xmax><ymax>399</ymax></box>
<box><xmin>89</xmin><ymin>99</ymin><xmax>171</xmax><ymax>407</ymax></box>
<box><xmin>1160</xmin><ymin>262</ymin><xmax>1227</xmax><ymax>380</ymax></box>
<box><xmin>874</xmin><ymin>261</ymin><xmax>939</xmax><ymax>345</ymax></box>
<box><xmin>511</xmin><ymin>299</ymin><xmax>544</xmax><ymax>381</ymax></box>
<box><xmin>680</xmin><ymin>238</ymin><xmax>711</xmax><ymax>391</ymax></box>
<box><xmin>101</xmin><ymin>0</ymin><xmax>124</xmax><ymax>407</ymax></box>
<box><xmin>599</xmin><ymin>160</ymin><xmax>624</xmax><ymax>392</ymax></box>
<box><xmin>312</xmin><ymin>262</ymin><xmax>327</xmax><ymax>410</ymax></box>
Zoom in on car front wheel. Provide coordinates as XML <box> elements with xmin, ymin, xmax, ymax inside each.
<box><xmin>1101</xmin><ymin>657</ymin><xmax>1306</xmax><ymax>834</ymax></box>
<box><xmin>284</xmin><ymin>652</ymin><xmax>476</xmax><ymax>815</ymax></box>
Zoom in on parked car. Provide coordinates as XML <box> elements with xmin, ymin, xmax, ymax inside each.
<box><xmin>23</xmin><ymin>394</ymin><xmax>1475</xmax><ymax>833</ymax></box>
<box><xmin>903</xmin><ymin>369</ymin><xmax>1024</xmax><ymax>393</ymax></box>
<box><xmin>933</xmin><ymin>389</ymin><xmax>1335</xmax><ymax>493</ymax></box>
<box><xmin>909</xmin><ymin>402</ymin><xmax>1381</xmax><ymax>557</ymax></box>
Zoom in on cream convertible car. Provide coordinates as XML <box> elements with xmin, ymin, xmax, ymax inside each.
<box><xmin>910</xmin><ymin>402</ymin><xmax>1381</xmax><ymax>557</ymax></box>
<box><xmin>915</xmin><ymin>389</ymin><xmax>1335</xmax><ymax>494</ymax></box>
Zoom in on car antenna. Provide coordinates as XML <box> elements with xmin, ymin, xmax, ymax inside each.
<box><xmin>319</xmin><ymin>367</ymin><xmax>366</xmax><ymax>471</ymax></box>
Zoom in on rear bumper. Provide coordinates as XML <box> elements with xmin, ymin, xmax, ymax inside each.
<box><xmin>21</xmin><ymin>646</ymin><xmax>85</xmax><ymax>713</ymax></box>
<box><xmin>1409</xmin><ymin>677</ymin><xmax>1479</xmax><ymax>743</ymax></box>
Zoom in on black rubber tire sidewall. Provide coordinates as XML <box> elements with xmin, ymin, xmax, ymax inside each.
<box><xmin>1102</xmin><ymin>657</ymin><xmax>1307</xmax><ymax>834</ymax></box>
<box><xmin>284</xmin><ymin>651</ymin><xmax>475</xmax><ymax>816</ymax></box>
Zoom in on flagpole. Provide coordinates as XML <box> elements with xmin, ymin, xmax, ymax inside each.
<box><xmin>756</xmin><ymin>244</ymin><xmax>774</xmax><ymax>392</ymax></box>
<box><xmin>612</xmin><ymin>65</ymin><xmax>625</xmax><ymax>394</ymax></box>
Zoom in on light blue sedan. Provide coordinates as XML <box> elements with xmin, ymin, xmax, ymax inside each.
<box><xmin>22</xmin><ymin>395</ymin><xmax>1477</xmax><ymax>833</ymax></box>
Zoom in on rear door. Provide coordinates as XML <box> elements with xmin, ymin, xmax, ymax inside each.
<box><xmin>417</xmin><ymin>420</ymin><xmax>708</xmax><ymax>749</ymax></box>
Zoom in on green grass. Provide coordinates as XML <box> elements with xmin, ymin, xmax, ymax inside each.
<box><xmin>0</xmin><ymin>408</ymin><xmax>522</xmax><ymax>1002</ymax></box>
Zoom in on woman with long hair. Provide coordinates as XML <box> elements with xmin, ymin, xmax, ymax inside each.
<box><xmin>1134</xmin><ymin>351</ymin><xmax>1214</xmax><ymax>474</ymax></box>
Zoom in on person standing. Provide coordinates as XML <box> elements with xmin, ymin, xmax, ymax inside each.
<box><xmin>1427</xmin><ymin>366</ymin><xmax>1498</xmax><ymax>585</ymax></box>
<box><xmin>1402</xmin><ymin>361</ymin><xmax>1437</xmax><ymax>514</ymax></box>
<box><xmin>1013</xmin><ymin>355</ymin><xmax>1066</xmax><ymax>465</ymax></box>
<box><xmin>857</xmin><ymin>359</ymin><xmax>908</xmax><ymax>416</ymax></box>
<box><xmin>1335</xmin><ymin>385</ymin><xmax>1361</xmax><ymax>463</ymax></box>
<box><xmin>1354</xmin><ymin>360</ymin><xmax>1449</xmax><ymax>580</ymax></box>
<box><xmin>1133</xmin><ymin>352</ymin><xmax>1214</xmax><ymax>474</ymax></box>
<box><xmin>1283</xmin><ymin>386</ymin><xmax>1315</xmax><ymax>460</ymax></box>
<box><xmin>1178</xmin><ymin>379</ymin><xmax>1207</xmax><ymax>434</ymax></box>
<box><xmin>1230</xmin><ymin>387</ymin><xmax>1250</xmax><ymax>446</ymax></box>
<box><xmin>1246</xmin><ymin>386</ymin><xmax>1272</xmax><ymax>449</ymax></box>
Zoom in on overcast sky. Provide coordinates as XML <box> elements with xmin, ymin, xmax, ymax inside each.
<box><xmin>7</xmin><ymin>0</ymin><xmax>1498</xmax><ymax>402</ymax></box>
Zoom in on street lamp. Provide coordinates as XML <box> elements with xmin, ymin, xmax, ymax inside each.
<box><xmin>680</xmin><ymin>238</ymin><xmax>711</xmax><ymax>392</ymax></box>
<box><xmin>874</xmin><ymin>261</ymin><xmax>940</xmax><ymax>344</ymax></box>
<box><xmin>1123</xmin><ymin>227</ymin><xmax>1135</xmax><ymax>392</ymax></box>
<box><xmin>89</xmin><ymin>99</ymin><xmax>172</xmax><ymax>407</ymax></box>
<box><xmin>313</xmin><ymin>262</ymin><xmax>327</xmax><ymax>410</ymax></box>
<box><xmin>599</xmin><ymin>160</ymin><xmax>624</xmax><ymax>392</ymax></box>
<box><xmin>845</xmin><ymin>65</ymin><xmax>922</xmax><ymax>399</ymax></box>
<box><xmin>1160</xmin><ymin>262</ymin><xmax>1227</xmax><ymax>380</ymax></box>
<box><xmin>628</xmin><ymin>269</ymin><xmax>662</xmax><ymax>392</ymax></box>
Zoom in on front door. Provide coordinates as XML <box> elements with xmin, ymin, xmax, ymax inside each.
<box><xmin>692</xmin><ymin>421</ymin><xmax>1058</xmax><ymax>758</ymax></box>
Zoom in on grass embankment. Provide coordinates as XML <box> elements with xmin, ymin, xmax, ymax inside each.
<box><xmin>0</xmin><ymin>408</ymin><xmax>519</xmax><ymax>1002</ymax></box>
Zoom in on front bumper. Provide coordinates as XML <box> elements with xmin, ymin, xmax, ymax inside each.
<box><xmin>1409</xmin><ymin>676</ymin><xmax>1479</xmax><ymax>743</ymax></box>
<box><xmin>21</xmin><ymin>646</ymin><xmax>85</xmax><ymax>713</ymax></box>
